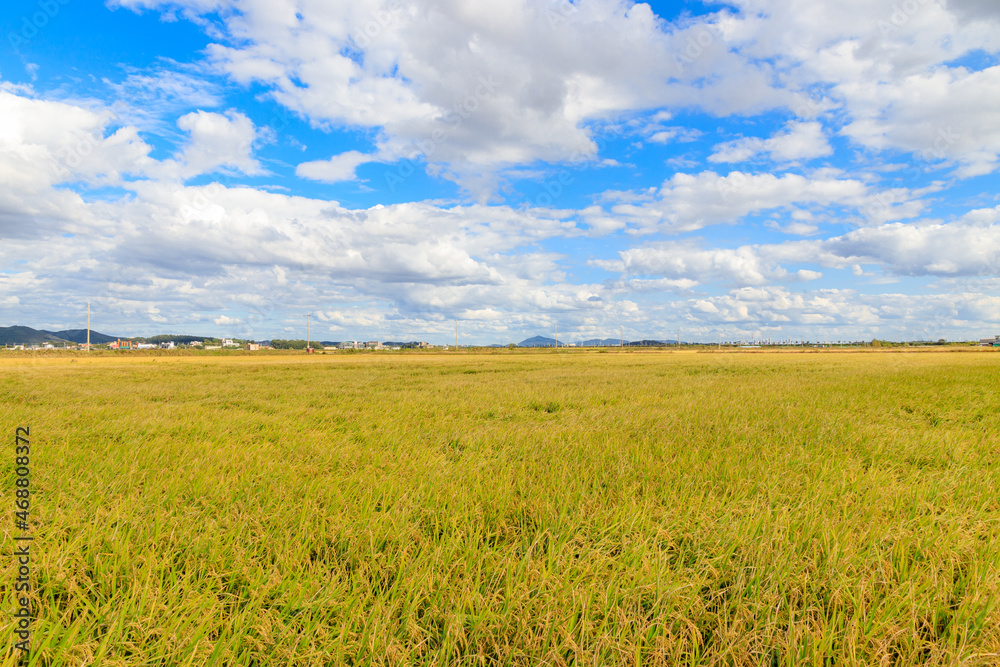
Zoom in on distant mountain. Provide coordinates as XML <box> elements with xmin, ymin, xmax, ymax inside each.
<box><xmin>0</xmin><ymin>326</ymin><xmax>68</xmax><ymax>346</ymax></box>
<box><xmin>49</xmin><ymin>329</ymin><xmax>118</xmax><ymax>344</ymax></box>
<box><xmin>517</xmin><ymin>336</ymin><xmax>568</xmax><ymax>347</ymax></box>
<box><xmin>0</xmin><ymin>326</ymin><xmax>119</xmax><ymax>346</ymax></box>
<box><xmin>576</xmin><ymin>338</ymin><xmax>627</xmax><ymax>347</ymax></box>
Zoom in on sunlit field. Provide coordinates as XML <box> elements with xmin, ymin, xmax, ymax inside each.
<box><xmin>2</xmin><ymin>349</ymin><xmax>999</xmax><ymax>666</ymax></box>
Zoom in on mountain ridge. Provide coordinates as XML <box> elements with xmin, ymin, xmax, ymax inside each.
<box><xmin>0</xmin><ymin>326</ymin><xmax>118</xmax><ymax>345</ymax></box>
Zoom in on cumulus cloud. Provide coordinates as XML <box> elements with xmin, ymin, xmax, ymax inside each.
<box><xmin>109</xmin><ymin>0</ymin><xmax>800</xmax><ymax>195</ymax></box>
<box><xmin>103</xmin><ymin>0</ymin><xmax>1000</xmax><ymax>187</ymax></box>
<box><xmin>104</xmin><ymin>66</ymin><xmax>223</xmax><ymax>132</ymax></box>
<box><xmin>680</xmin><ymin>284</ymin><xmax>1000</xmax><ymax>342</ymax></box>
<box><xmin>603</xmin><ymin>170</ymin><xmax>869</xmax><ymax>234</ymax></box>
<box><xmin>596</xmin><ymin>206</ymin><xmax>1000</xmax><ymax>292</ymax></box>
<box><xmin>841</xmin><ymin>66</ymin><xmax>1000</xmax><ymax>177</ymax></box>
<box><xmin>167</xmin><ymin>110</ymin><xmax>263</xmax><ymax>179</ymax></box>
<box><xmin>595</xmin><ymin>240</ymin><xmax>823</xmax><ymax>287</ymax></box>
<box><xmin>709</xmin><ymin>122</ymin><xmax>833</xmax><ymax>163</ymax></box>
<box><xmin>0</xmin><ymin>88</ymin><xmax>154</xmax><ymax>191</ymax></box>
<box><xmin>296</xmin><ymin>150</ymin><xmax>375</xmax><ymax>183</ymax></box>
<box><xmin>812</xmin><ymin>207</ymin><xmax>1000</xmax><ymax>276</ymax></box>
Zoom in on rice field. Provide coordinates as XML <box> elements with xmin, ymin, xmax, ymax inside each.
<box><xmin>1</xmin><ymin>348</ymin><xmax>999</xmax><ymax>665</ymax></box>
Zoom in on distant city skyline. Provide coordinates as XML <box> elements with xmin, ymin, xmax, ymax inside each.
<box><xmin>2</xmin><ymin>1</ymin><xmax>1000</xmax><ymax>344</ymax></box>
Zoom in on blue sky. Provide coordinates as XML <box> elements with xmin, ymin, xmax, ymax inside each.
<box><xmin>2</xmin><ymin>0</ymin><xmax>1000</xmax><ymax>344</ymax></box>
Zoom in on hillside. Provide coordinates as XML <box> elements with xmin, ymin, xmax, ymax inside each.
<box><xmin>0</xmin><ymin>326</ymin><xmax>70</xmax><ymax>346</ymax></box>
<box><xmin>577</xmin><ymin>338</ymin><xmax>628</xmax><ymax>347</ymax></box>
<box><xmin>50</xmin><ymin>329</ymin><xmax>118</xmax><ymax>344</ymax></box>
<box><xmin>0</xmin><ymin>326</ymin><xmax>118</xmax><ymax>346</ymax></box>
<box><xmin>517</xmin><ymin>335</ymin><xmax>565</xmax><ymax>347</ymax></box>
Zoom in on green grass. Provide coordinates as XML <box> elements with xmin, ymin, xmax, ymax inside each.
<box><xmin>2</xmin><ymin>349</ymin><xmax>1000</xmax><ymax>665</ymax></box>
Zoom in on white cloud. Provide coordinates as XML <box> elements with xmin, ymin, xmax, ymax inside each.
<box><xmin>604</xmin><ymin>170</ymin><xmax>868</xmax><ymax>234</ymax></box>
<box><xmin>110</xmin><ymin>0</ymin><xmax>797</xmax><ymax>195</ymax></box>
<box><xmin>594</xmin><ymin>206</ymin><xmax>1000</xmax><ymax>292</ymax></box>
<box><xmin>709</xmin><ymin>121</ymin><xmax>833</xmax><ymax>163</ymax></box>
<box><xmin>841</xmin><ymin>66</ymin><xmax>1000</xmax><ymax>177</ymax></box>
<box><xmin>168</xmin><ymin>110</ymin><xmax>263</xmax><ymax>179</ymax></box>
<box><xmin>0</xmin><ymin>88</ymin><xmax>154</xmax><ymax>191</ymax></box>
<box><xmin>102</xmin><ymin>0</ymin><xmax>1000</xmax><ymax>187</ymax></box>
<box><xmin>680</xmin><ymin>284</ymin><xmax>1000</xmax><ymax>341</ymax></box>
<box><xmin>104</xmin><ymin>66</ymin><xmax>223</xmax><ymax>132</ymax></box>
<box><xmin>296</xmin><ymin>150</ymin><xmax>375</xmax><ymax>183</ymax></box>
<box><xmin>812</xmin><ymin>207</ymin><xmax>1000</xmax><ymax>276</ymax></box>
<box><xmin>767</xmin><ymin>219</ymin><xmax>820</xmax><ymax>236</ymax></box>
<box><xmin>0</xmin><ymin>88</ymin><xmax>156</xmax><ymax>237</ymax></box>
<box><xmin>595</xmin><ymin>240</ymin><xmax>823</xmax><ymax>287</ymax></box>
<box><xmin>716</xmin><ymin>0</ymin><xmax>1000</xmax><ymax>176</ymax></box>
<box><xmin>8</xmin><ymin>3</ymin><xmax>1000</xmax><ymax>342</ymax></box>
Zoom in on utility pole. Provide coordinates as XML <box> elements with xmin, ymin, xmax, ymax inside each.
<box><xmin>718</xmin><ymin>332</ymin><xmax>721</xmax><ymax>349</ymax></box>
<box><xmin>620</xmin><ymin>325</ymin><xmax>624</xmax><ymax>348</ymax></box>
<box><xmin>455</xmin><ymin>320</ymin><xmax>458</xmax><ymax>350</ymax></box>
<box><xmin>306</xmin><ymin>313</ymin><xmax>310</xmax><ymax>351</ymax></box>
<box><xmin>87</xmin><ymin>301</ymin><xmax>91</xmax><ymax>352</ymax></box>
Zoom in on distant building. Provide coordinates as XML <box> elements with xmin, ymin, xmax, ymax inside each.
<box><xmin>222</xmin><ymin>338</ymin><xmax>239</xmax><ymax>348</ymax></box>
<box><xmin>338</xmin><ymin>341</ymin><xmax>359</xmax><ymax>350</ymax></box>
<box><xmin>160</xmin><ymin>341</ymin><xmax>176</xmax><ymax>349</ymax></box>
<box><xmin>246</xmin><ymin>343</ymin><xmax>260</xmax><ymax>351</ymax></box>
<box><xmin>108</xmin><ymin>339</ymin><xmax>134</xmax><ymax>350</ymax></box>
<box><xmin>364</xmin><ymin>341</ymin><xmax>382</xmax><ymax>350</ymax></box>
<box><xmin>980</xmin><ymin>336</ymin><xmax>1000</xmax><ymax>346</ymax></box>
